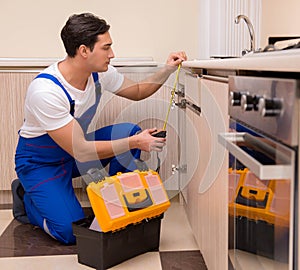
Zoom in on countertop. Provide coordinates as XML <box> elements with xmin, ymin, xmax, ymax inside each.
<box><xmin>1</xmin><ymin>50</ymin><xmax>300</xmax><ymax>74</ymax></box>
<box><xmin>182</xmin><ymin>49</ymin><xmax>300</xmax><ymax>73</ymax></box>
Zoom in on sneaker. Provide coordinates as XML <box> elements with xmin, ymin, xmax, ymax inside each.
<box><xmin>11</xmin><ymin>179</ymin><xmax>30</xmax><ymax>224</ymax></box>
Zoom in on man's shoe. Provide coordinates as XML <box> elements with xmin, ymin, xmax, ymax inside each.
<box><xmin>11</xmin><ymin>179</ymin><xmax>30</xmax><ymax>224</ymax></box>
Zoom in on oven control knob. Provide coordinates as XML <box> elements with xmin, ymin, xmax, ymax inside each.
<box><xmin>258</xmin><ymin>97</ymin><xmax>283</xmax><ymax>117</ymax></box>
<box><xmin>241</xmin><ymin>94</ymin><xmax>261</xmax><ymax>111</ymax></box>
<box><xmin>240</xmin><ymin>94</ymin><xmax>254</xmax><ymax>111</ymax></box>
<box><xmin>229</xmin><ymin>91</ymin><xmax>242</xmax><ymax>106</ymax></box>
<box><xmin>229</xmin><ymin>91</ymin><xmax>249</xmax><ymax>106</ymax></box>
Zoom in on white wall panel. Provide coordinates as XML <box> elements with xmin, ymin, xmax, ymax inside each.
<box><xmin>199</xmin><ymin>0</ymin><xmax>261</xmax><ymax>58</ymax></box>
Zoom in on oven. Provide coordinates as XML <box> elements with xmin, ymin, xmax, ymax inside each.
<box><xmin>218</xmin><ymin>75</ymin><xmax>299</xmax><ymax>270</ymax></box>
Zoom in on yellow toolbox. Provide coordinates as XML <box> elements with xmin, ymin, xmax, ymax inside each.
<box><xmin>228</xmin><ymin>168</ymin><xmax>290</xmax><ymax>227</ymax></box>
<box><xmin>86</xmin><ymin>170</ymin><xmax>170</xmax><ymax>232</ymax></box>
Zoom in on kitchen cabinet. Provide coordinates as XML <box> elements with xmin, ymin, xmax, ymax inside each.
<box><xmin>0</xmin><ymin>72</ymin><xmax>37</xmax><ymax>203</ymax></box>
<box><xmin>182</xmin><ymin>48</ymin><xmax>300</xmax><ymax>269</ymax></box>
<box><xmin>178</xmin><ymin>73</ymin><xmax>229</xmax><ymax>270</ymax></box>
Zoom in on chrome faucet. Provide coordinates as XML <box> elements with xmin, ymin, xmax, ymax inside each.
<box><xmin>235</xmin><ymin>14</ymin><xmax>256</xmax><ymax>55</ymax></box>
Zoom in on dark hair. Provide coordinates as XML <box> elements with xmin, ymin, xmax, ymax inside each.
<box><xmin>60</xmin><ymin>13</ymin><xmax>110</xmax><ymax>57</ymax></box>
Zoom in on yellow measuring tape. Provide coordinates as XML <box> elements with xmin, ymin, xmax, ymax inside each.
<box><xmin>162</xmin><ymin>64</ymin><xmax>181</xmax><ymax>131</ymax></box>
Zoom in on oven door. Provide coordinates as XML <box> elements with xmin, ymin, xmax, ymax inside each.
<box><xmin>218</xmin><ymin>122</ymin><xmax>296</xmax><ymax>270</ymax></box>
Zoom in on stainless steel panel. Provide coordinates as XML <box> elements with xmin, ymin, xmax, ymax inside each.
<box><xmin>229</xmin><ymin>76</ymin><xmax>299</xmax><ymax>146</ymax></box>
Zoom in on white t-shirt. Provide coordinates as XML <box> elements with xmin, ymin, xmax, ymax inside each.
<box><xmin>19</xmin><ymin>61</ymin><xmax>124</xmax><ymax>138</ymax></box>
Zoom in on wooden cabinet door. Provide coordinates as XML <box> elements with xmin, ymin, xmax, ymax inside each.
<box><xmin>0</xmin><ymin>72</ymin><xmax>38</xmax><ymax>191</ymax></box>
<box><xmin>178</xmin><ymin>75</ymin><xmax>229</xmax><ymax>270</ymax></box>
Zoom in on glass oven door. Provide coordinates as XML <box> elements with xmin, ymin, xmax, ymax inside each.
<box><xmin>219</xmin><ymin>122</ymin><xmax>296</xmax><ymax>270</ymax></box>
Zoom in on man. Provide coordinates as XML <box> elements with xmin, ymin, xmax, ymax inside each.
<box><xmin>13</xmin><ymin>13</ymin><xmax>187</xmax><ymax>244</ymax></box>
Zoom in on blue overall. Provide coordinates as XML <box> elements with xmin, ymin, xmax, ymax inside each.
<box><xmin>15</xmin><ymin>72</ymin><xmax>141</xmax><ymax>244</ymax></box>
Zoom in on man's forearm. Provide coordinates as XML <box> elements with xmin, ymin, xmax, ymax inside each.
<box><xmin>116</xmin><ymin>64</ymin><xmax>176</xmax><ymax>101</ymax></box>
<box><xmin>136</xmin><ymin>64</ymin><xmax>176</xmax><ymax>100</ymax></box>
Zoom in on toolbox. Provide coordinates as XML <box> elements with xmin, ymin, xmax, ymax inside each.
<box><xmin>228</xmin><ymin>168</ymin><xmax>290</xmax><ymax>227</ymax></box>
<box><xmin>72</xmin><ymin>169</ymin><xmax>169</xmax><ymax>269</ymax></box>
<box><xmin>72</xmin><ymin>214</ymin><xmax>163</xmax><ymax>270</ymax></box>
<box><xmin>86</xmin><ymin>170</ymin><xmax>170</xmax><ymax>232</ymax></box>
<box><xmin>228</xmin><ymin>168</ymin><xmax>290</xmax><ymax>262</ymax></box>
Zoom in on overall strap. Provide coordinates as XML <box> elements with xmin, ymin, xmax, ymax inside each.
<box><xmin>35</xmin><ymin>73</ymin><xmax>75</xmax><ymax>116</ymax></box>
<box><xmin>92</xmin><ymin>72</ymin><xmax>101</xmax><ymax>95</ymax></box>
<box><xmin>75</xmin><ymin>73</ymin><xmax>102</xmax><ymax>133</ymax></box>
<box><xmin>35</xmin><ymin>72</ymin><xmax>100</xmax><ymax>116</ymax></box>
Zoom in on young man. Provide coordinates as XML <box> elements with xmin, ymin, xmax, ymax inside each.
<box><xmin>13</xmin><ymin>13</ymin><xmax>187</xmax><ymax>244</ymax></box>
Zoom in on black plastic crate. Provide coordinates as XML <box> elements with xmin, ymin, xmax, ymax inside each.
<box><xmin>72</xmin><ymin>214</ymin><xmax>163</xmax><ymax>270</ymax></box>
<box><xmin>229</xmin><ymin>215</ymin><xmax>289</xmax><ymax>263</ymax></box>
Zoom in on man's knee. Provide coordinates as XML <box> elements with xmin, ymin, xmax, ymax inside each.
<box><xmin>44</xmin><ymin>219</ymin><xmax>76</xmax><ymax>245</ymax></box>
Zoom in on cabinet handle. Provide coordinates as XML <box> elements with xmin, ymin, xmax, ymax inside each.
<box><xmin>218</xmin><ymin>132</ymin><xmax>293</xmax><ymax>179</ymax></box>
<box><xmin>202</xmin><ymin>75</ymin><xmax>229</xmax><ymax>83</ymax></box>
<box><xmin>175</xmin><ymin>99</ymin><xmax>201</xmax><ymax>115</ymax></box>
<box><xmin>175</xmin><ymin>83</ymin><xmax>185</xmax><ymax>97</ymax></box>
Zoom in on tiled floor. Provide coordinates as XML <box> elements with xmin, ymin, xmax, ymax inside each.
<box><xmin>0</xmin><ymin>198</ymin><xmax>207</xmax><ymax>270</ymax></box>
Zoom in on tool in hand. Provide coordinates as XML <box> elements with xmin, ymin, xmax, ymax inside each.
<box><xmin>152</xmin><ymin>64</ymin><xmax>182</xmax><ymax>172</ymax></box>
<box><xmin>151</xmin><ymin>64</ymin><xmax>181</xmax><ymax>139</ymax></box>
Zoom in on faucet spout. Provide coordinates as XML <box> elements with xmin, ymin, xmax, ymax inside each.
<box><xmin>235</xmin><ymin>14</ymin><xmax>256</xmax><ymax>54</ymax></box>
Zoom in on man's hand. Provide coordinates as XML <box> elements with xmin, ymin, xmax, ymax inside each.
<box><xmin>133</xmin><ymin>128</ymin><xmax>166</xmax><ymax>152</ymax></box>
<box><xmin>166</xmin><ymin>51</ymin><xmax>187</xmax><ymax>67</ymax></box>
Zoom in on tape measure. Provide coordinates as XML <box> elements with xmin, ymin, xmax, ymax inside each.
<box><xmin>152</xmin><ymin>64</ymin><xmax>182</xmax><ymax>138</ymax></box>
<box><xmin>163</xmin><ymin>64</ymin><xmax>181</xmax><ymax>131</ymax></box>
<box><xmin>153</xmin><ymin>64</ymin><xmax>181</xmax><ymax>172</ymax></box>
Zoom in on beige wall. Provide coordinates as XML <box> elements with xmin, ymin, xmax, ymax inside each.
<box><xmin>2</xmin><ymin>1</ymin><xmax>300</xmax><ymax>64</ymax></box>
<box><xmin>0</xmin><ymin>0</ymin><xmax>200</xmax><ymax>63</ymax></box>
<box><xmin>261</xmin><ymin>0</ymin><xmax>300</xmax><ymax>47</ymax></box>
